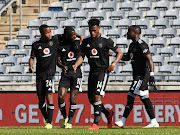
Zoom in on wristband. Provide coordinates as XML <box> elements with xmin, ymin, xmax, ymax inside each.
<box><xmin>150</xmin><ymin>72</ymin><xmax>154</xmax><ymax>76</ymax></box>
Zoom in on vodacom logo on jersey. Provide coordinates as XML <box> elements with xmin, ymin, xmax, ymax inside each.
<box><xmin>42</xmin><ymin>48</ymin><xmax>51</xmax><ymax>57</ymax></box>
<box><xmin>68</xmin><ymin>52</ymin><xmax>74</xmax><ymax>58</ymax></box>
<box><xmin>43</xmin><ymin>48</ymin><xmax>50</xmax><ymax>54</ymax></box>
<box><xmin>91</xmin><ymin>48</ymin><xmax>98</xmax><ymax>55</ymax></box>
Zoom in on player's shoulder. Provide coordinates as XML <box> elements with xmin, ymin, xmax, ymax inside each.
<box><xmin>100</xmin><ymin>35</ymin><xmax>114</xmax><ymax>43</ymax></box>
<box><xmin>138</xmin><ymin>39</ymin><xmax>148</xmax><ymax>47</ymax></box>
<box><xmin>32</xmin><ymin>38</ymin><xmax>41</xmax><ymax>46</ymax></box>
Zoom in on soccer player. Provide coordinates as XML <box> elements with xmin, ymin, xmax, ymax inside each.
<box><xmin>57</xmin><ymin>27</ymin><xmax>83</xmax><ymax>129</ymax></box>
<box><xmin>115</xmin><ymin>25</ymin><xmax>159</xmax><ymax>128</ymax></box>
<box><xmin>29</xmin><ymin>24</ymin><xmax>58</xmax><ymax>129</ymax></box>
<box><xmin>73</xmin><ymin>19</ymin><xmax>123</xmax><ymax>130</ymax></box>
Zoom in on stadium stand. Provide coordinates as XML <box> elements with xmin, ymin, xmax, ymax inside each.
<box><xmin>1</xmin><ymin>0</ymin><xmax>180</xmax><ymax>84</ymax></box>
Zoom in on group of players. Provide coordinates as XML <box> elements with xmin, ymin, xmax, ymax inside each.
<box><xmin>29</xmin><ymin>18</ymin><xmax>159</xmax><ymax>130</ymax></box>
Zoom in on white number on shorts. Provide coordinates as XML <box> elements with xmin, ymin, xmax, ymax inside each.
<box><xmin>46</xmin><ymin>80</ymin><xmax>52</xmax><ymax>87</ymax></box>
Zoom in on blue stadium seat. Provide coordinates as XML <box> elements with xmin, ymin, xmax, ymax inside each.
<box><xmin>48</xmin><ymin>2</ymin><xmax>64</xmax><ymax>12</ymax></box>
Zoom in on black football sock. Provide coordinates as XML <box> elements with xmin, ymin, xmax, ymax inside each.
<box><xmin>141</xmin><ymin>98</ymin><xmax>155</xmax><ymax>119</ymax></box>
<box><xmin>101</xmin><ymin>104</ymin><xmax>110</xmax><ymax>116</ymax></box>
<box><xmin>93</xmin><ymin>101</ymin><xmax>102</xmax><ymax>125</ymax></box>
<box><xmin>123</xmin><ymin>95</ymin><xmax>135</xmax><ymax>118</ymax></box>
<box><xmin>39</xmin><ymin>103</ymin><xmax>48</xmax><ymax>120</ymax></box>
<box><xmin>58</xmin><ymin>101</ymin><xmax>67</xmax><ymax>119</ymax></box>
<box><xmin>68</xmin><ymin>102</ymin><xmax>77</xmax><ymax>124</ymax></box>
<box><xmin>47</xmin><ymin>104</ymin><xmax>54</xmax><ymax>124</ymax></box>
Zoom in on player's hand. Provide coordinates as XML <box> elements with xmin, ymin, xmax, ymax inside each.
<box><xmin>29</xmin><ymin>66</ymin><xmax>34</xmax><ymax>73</ymax></box>
<box><xmin>107</xmin><ymin>63</ymin><xmax>116</xmax><ymax>72</ymax></box>
<box><xmin>72</xmin><ymin>64</ymin><xmax>78</xmax><ymax>73</ymax></box>
<box><xmin>63</xmin><ymin>66</ymin><xmax>68</xmax><ymax>73</ymax></box>
<box><xmin>149</xmin><ymin>76</ymin><xmax>155</xmax><ymax>86</ymax></box>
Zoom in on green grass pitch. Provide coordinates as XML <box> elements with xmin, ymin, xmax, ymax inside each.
<box><xmin>0</xmin><ymin>126</ymin><xmax>179</xmax><ymax>135</ymax></box>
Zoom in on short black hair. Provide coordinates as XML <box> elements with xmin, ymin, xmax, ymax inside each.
<box><xmin>88</xmin><ymin>19</ymin><xmax>100</xmax><ymax>27</ymax></box>
<box><xmin>130</xmin><ymin>25</ymin><xmax>141</xmax><ymax>34</ymax></box>
<box><xmin>39</xmin><ymin>24</ymin><xmax>50</xmax><ymax>34</ymax></box>
<box><xmin>64</xmin><ymin>26</ymin><xmax>75</xmax><ymax>35</ymax></box>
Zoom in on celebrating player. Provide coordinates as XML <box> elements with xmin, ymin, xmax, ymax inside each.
<box><xmin>73</xmin><ymin>19</ymin><xmax>123</xmax><ymax>130</ymax></box>
<box><xmin>115</xmin><ymin>25</ymin><xmax>159</xmax><ymax>128</ymax></box>
<box><xmin>57</xmin><ymin>27</ymin><xmax>83</xmax><ymax>129</ymax></box>
<box><xmin>29</xmin><ymin>25</ymin><xmax>58</xmax><ymax>129</ymax></box>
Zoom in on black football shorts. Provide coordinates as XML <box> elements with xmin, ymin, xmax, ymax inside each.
<box><xmin>36</xmin><ymin>76</ymin><xmax>55</xmax><ymax>96</ymax></box>
<box><xmin>88</xmin><ymin>70</ymin><xmax>109</xmax><ymax>98</ymax></box>
<box><xmin>59</xmin><ymin>68</ymin><xmax>82</xmax><ymax>91</ymax></box>
<box><xmin>129</xmin><ymin>74</ymin><xmax>150</xmax><ymax>98</ymax></box>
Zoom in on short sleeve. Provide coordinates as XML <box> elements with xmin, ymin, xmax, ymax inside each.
<box><xmin>106</xmin><ymin>38</ymin><xmax>119</xmax><ymax>52</ymax></box>
<box><xmin>80</xmin><ymin>40</ymin><xmax>87</xmax><ymax>53</ymax></box>
<box><xmin>30</xmin><ymin>43</ymin><xmax>36</xmax><ymax>59</ymax></box>
<box><xmin>140</xmin><ymin>43</ymin><xmax>151</xmax><ymax>56</ymax></box>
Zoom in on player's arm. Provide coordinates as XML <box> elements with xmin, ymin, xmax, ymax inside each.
<box><xmin>57</xmin><ymin>57</ymin><xmax>68</xmax><ymax>72</ymax></box>
<box><xmin>72</xmin><ymin>51</ymin><xmax>85</xmax><ymax>72</ymax></box>
<box><xmin>108</xmin><ymin>48</ymin><xmax>123</xmax><ymax>71</ymax></box>
<box><xmin>141</xmin><ymin>43</ymin><xmax>155</xmax><ymax>85</ymax></box>
<box><xmin>146</xmin><ymin>54</ymin><xmax>155</xmax><ymax>85</ymax></box>
<box><xmin>29</xmin><ymin>43</ymin><xmax>35</xmax><ymax>73</ymax></box>
<box><xmin>29</xmin><ymin>58</ymin><xmax>34</xmax><ymax>73</ymax></box>
<box><xmin>75</xmin><ymin>33</ymin><xmax>84</xmax><ymax>45</ymax></box>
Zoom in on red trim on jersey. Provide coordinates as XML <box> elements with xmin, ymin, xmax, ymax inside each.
<box><xmin>145</xmin><ymin>53</ymin><xmax>151</xmax><ymax>56</ymax></box>
<box><xmin>115</xmin><ymin>47</ymin><xmax>119</xmax><ymax>53</ymax></box>
<box><xmin>30</xmin><ymin>56</ymin><xmax>34</xmax><ymax>59</ymax></box>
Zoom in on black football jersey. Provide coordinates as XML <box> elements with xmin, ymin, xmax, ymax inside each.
<box><xmin>81</xmin><ymin>35</ymin><xmax>118</xmax><ymax>72</ymax></box>
<box><xmin>127</xmin><ymin>39</ymin><xmax>151</xmax><ymax>76</ymax></box>
<box><xmin>57</xmin><ymin>34</ymin><xmax>81</xmax><ymax>70</ymax></box>
<box><xmin>30</xmin><ymin>36</ymin><xmax>58</xmax><ymax>79</ymax></box>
